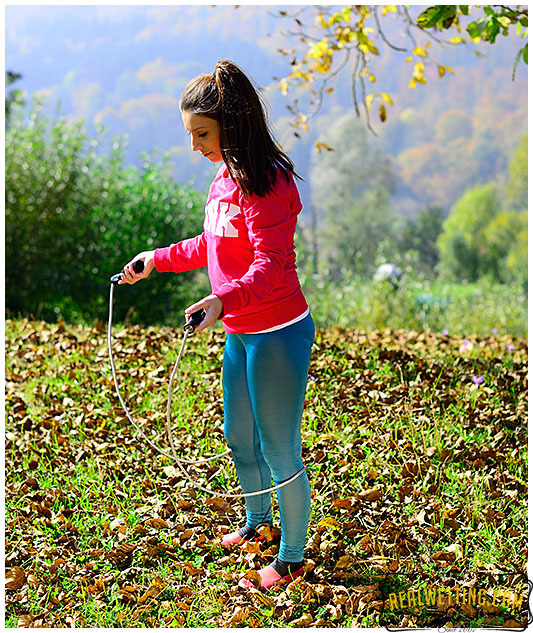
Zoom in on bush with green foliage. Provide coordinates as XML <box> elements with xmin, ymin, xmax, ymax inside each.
<box><xmin>6</xmin><ymin>99</ymin><xmax>210</xmax><ymax>324</ymax></box>
<box><xmin>437</xmin><ymin>183</ymin><xmax>527</xmax><ymax>286</ymax></box>
<box><xmin>436</xmin><ymin>132</ymin><xmax>527</xmax><ymax>287</ymax></box>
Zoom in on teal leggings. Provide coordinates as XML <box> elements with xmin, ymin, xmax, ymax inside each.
<box><xmin>222</xmin><ymin>313</ymin><xmax>315</xmax><ymax>562</ymax></box>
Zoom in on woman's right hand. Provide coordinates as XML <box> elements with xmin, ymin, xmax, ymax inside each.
<box><xmin>119</xmin><ymin>251</ymin><xmax>156</xmax><ymax>285</ymax></box>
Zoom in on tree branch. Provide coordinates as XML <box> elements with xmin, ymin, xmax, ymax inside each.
<box><xmin>372</xmin><ymin>6</ymin><xmax>408</xmax><ymax>52</ymax></box>
<box><xmin>350</xmin><ymin>48</ymin><xmax>361</xmax><ymax>119</ymax></box>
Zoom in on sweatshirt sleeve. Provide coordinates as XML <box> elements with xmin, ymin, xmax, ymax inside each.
<box><xmin>153</xmin><ymin>233</ymin><xmax>208</xmax><ymax>273</ymax></box>
<box><xmin>214</xmin><ymin>187</ymin><xmax>296</xmax><ymax>315</ymax></box>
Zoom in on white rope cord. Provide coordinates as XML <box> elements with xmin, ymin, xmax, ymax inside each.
<box><xmin>107</xmin><ymin>282</ymin><xmax>306</xmax><ymax>499</ymax></box>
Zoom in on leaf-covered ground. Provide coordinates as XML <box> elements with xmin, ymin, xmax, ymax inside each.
<box><xmin>5</xmin><ymin>318</ymin><xmax>528</xmax><ymax>628</ymax></box>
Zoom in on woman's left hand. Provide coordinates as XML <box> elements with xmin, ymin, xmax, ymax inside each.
<box><xmin>185</xmin><ymin>294</ymin><xmax>223</xmax><ymax>333</ymax></box>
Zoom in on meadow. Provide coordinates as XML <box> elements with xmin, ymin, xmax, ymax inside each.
<box><xmin>4</xmin><ymin>294</ymin><xmax>528</xmax><ymax>627</ymax></box>
<box><xmin>301</xmin><ymin>275</ymin><xmax>528</xmax><ymax>338</ymax></box>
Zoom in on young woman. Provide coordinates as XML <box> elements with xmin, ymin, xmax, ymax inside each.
<box><xmin>120</xmin><ymin>60</ymin><xmax>314</xmax><ymax>591</ymax></box>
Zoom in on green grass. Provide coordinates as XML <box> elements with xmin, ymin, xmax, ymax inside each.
<box><xmin>301</xmin><ymin>274</ymin><xmax>527</xmax><ymax>337</ymax></box>
<box><xmin>5</xmin><ymin>316</ymin><xmax>528</xmax><ymax>628</ymax></box>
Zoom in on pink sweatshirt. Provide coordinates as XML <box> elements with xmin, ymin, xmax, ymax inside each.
<box><xmin>153</xmin><ymin>164</ymin><xmax>309</xmax><ymax>334</ymax></box>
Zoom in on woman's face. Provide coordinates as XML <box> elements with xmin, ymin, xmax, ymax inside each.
<box><xmin>182</xmin><ymin>111</ymin><xmax>223</xmax><ymax>163</ymax></box>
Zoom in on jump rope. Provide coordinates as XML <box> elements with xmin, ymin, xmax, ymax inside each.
<box><xmin>108</xmin><ymin>259</ymin><xmax>306</xmax><ymax>501</ymax></box>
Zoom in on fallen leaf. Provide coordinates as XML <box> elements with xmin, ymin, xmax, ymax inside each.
<box><xmin>6</xmin><ymin>566</ymin><xmax>26</xmax><ymax>590</ymax></box>
<box><xmin>226</xmin><ymin>606</ymin><xmax>248</xmax><ymax>624</ymax></box>
<box><xmin>17</xmin><ymin>614</ymin><xmax>34</xmax><ymax>627</ymax></box>
<box><xmin>334</xmin><ymin>554</ymin><xmax>352</xmax><ymax>570</ymax></box>
<box><xmin>239</xmin><ymin>569</ymin><xmax>262</xmax><ymax>589</ymax></box>
<box><xmin>256</xmin><ymin>524</ymin><xmax>274</xmax><ymax>541</ymax></box>
<box><xmin>205</xmin><ymin>497</ymin><xmax>235</xmax><ymax>515</ymax></box>
<box><xmin>241</xmin><ymin>540</ymin><xmax>262</xmax><ymax>555</ymax></box>
<box><xmin>145</xmin><ymin>517</ymin><xmax>168</xmax><ymax>529</ymax></box>
<box><xmin>291</xmin><ymin>613</ymin><xmax>313</xmax><ymax>627</ymax></box>
<box><xmin>250</xmin><ymin>589</ymin><xmax>275</xmax><ymax>609</ymax></box>
<box><xmin>115</xmin><ymin>542</ymin><xmax>137</xmax><ymax>557</ymax></box>
<box><xmin>49</xmin><ymin>558</ymin><xmax>66</xmax><ymax>574</ymax></box>
<box><xmin>388</xmin><ymin>560</ymin><xmax>399</xmax><ymax>572</ymax></box>
<box><xmin>431</xmin><ymin>551</ymin><xmax>456</xmax><ymax>562</ymax></box>
<box><xmin>138</xmin><ymin>576</ymin><xmax>165</xmax><ymax>603</ymax></box>
<box><xmin>503</xmin><ymin>620</ymin><xmax>523</xmax><ymax>628</ymax></box>
<box><xmin>359</xmin><ymin>488</ymin><xmax>383</xmax><ymax>502</ymax></box>
<box><xmin>110</xmin><ymin>517</ymin><xmax>125</xmax><ymax>530</ymax></box>
<box><xmin>185</xmin><ymin>562</ymin><xmax>204</xmax><ymax>577</ymax></box>
<box><xmin>318</xmin><ymin>516</ymin><xmax>341</xmax><ymax>529</ymax></box>
<box><xmin>332</xmin><ymin>497</ymin><xmax>356</xmax><ymax>510</ymax></box>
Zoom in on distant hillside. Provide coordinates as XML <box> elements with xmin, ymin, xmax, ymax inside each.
<box><xmin>6</xmin><ymin>5</ymin><xmax>527</xmax><ymax>220</ymax></box>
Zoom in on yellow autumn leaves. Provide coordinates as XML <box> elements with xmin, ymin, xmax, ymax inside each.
<box><xmin>406</xmin><ymin>43</ymin><xmax>454</xmax><ymax>88</ymax></box>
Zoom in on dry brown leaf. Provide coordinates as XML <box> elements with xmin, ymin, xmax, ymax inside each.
<box><xmin>241</xmin><ymin>540</ymin><xmax>263</xmax><ymax>555</ymax></box>
<box><xmin>334</xmin><ymin>554</ymin><xmax>352</xmax><ymax>570</ymax></box>
<box><xmin>503</xmin><ymin>620</ymin><xmax>523</xmax><ymax>628</ymax></box>
<box><xmin>344</xmin><ymin>592</ymin><xmax>361</xmax><ymax>616</ymax></box>
<box><xmin>291</xmin><ymin>613</ymin><xmax>313</xmax><ymax>627</ymax></box>
<box><xmin>138</xmin><ymin>576</ymin><xmax>165</xmax><ymax>603</ymax></box>
<box><xmin>17</xmin><ymin>614</ymin><xmax>34</xmax><ymax>627</ymax></box>
<box><xmin>445</xmin><ymin>543</ymin><xmax>463</xmax><ymax>559</ymax></box>
<box><xmin>442</xmin><ymin>507</ymin><xmax>461</xmax><ymax>519</ymax></box>
<box><xmin>26</xmin><ymin>573</ymin><xmax>40</xmax><ymax>588</ymax></box>
<box><xmin>226</xmin><ymin>606</ymin><xmax>248</xmax><ymax>624</ymax></box>
<box><xmin>240</xmin><ymin>569</ymin><xmax>262</xmax><ymax>589</ymax></box>
<box><xmin>323</xmin><ymin>603</ymin><xmax>343</xmax><ymax>620</ymax></box>
<box><xmin>185</xmin><ymin>562</ymin><xmax>204</xmax><ymax>577</ymax></box>
<box><xmin>256</xmin><ymin>524</ymin><xmax>274</xmax><ymax>541</ymax></box>
<box><xmin>388</xmin><ymin>559</ymin><xmax>399</xmax><ymax>572</ymax></box>
<box><xmin>49</xmin><ymin>557</ymin><xmax>67</xmax><ymax>575</ymax></box>
<box><xmin>359</xmin><ymin>488</ymin><xmax>383</xmax><ymax>502</ymax></box>
<box><xmin>314</xmin><ymin>618</ymin><xmax>330</xmax><ymax>627</ymax></box>
<box><xmin>444</xmin><ymin>518</ymin><xmax>461</xmax><ymax>530</ymax></box>
<box><xmin>176</xmin><ymin>587</ymin><xmax>192</xmax><ymax>597</ymax></box>
<box><xmin>179</xmin><ymin>528</ymin><xmax>194</xmax><ymax>543</ymax></box>
<box><xmin>205</xmin><ymin>496</ymin><xmax>235</xmax><ymax>515</ymax></box>
<box><xmin>119</xmin><ymin>589</ymin><xmax>137</xmax><ymax>603</ymax></box>
<box><xmin>6</xmin><ymin>566</ymin><xmax>26</xmax><ymax>590</ymax></box>
<box><xmin>332</xmin><ymin>497</ymin><xmax>356</xmax><ymax>510</ymax></box>
<box><xmin>401</xmin><ymin>461</ymin><xmax>421</xmax><ymax>477</ymax></box>
<box><xmin>115</xmin><ymin>542</ymin><xmax>137</xmax><ymax>557</ymax></box>
<box><xmin>431</xmin><ymin>551</ymin><xmax>456</xmax><ymax>562</ymax></box>
<box><xmin>482</xmin><ymin>600</ymin><xmax>505</xmax><ymax>615</ymax></box>
<box><xmin>250</xmin><ymin>588</ymin><xmax>275</xmax><ymax>609</ymax></box>
<box><xmin>145</xmin><ymin>517</ymin><xmax>168</xmax><ymax>529</ymax></box>
<box><xmin>109</xmin><ymin>517</ymin><xmax>125</xmax><ymax>530</ymax></box>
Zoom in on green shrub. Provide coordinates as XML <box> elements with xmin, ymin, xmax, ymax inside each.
<box><xmin>6</xmin><ymin>98</ymin><xmax>209</xmax><ymax>324</ymax></box>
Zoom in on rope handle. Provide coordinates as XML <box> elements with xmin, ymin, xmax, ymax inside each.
<box><xmin>110</xmin><ymin>258</ymin><xmax>145</xmax><ymax>285</ymax></box>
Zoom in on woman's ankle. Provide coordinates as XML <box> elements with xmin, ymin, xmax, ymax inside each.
<box><xmin>237</xmin><ymin>525</ymin><xmax>257</xmax><ymax>539</ymax></box>
<box><xmin>271</xmin><ymin>557</ymin><xmax>304</xmax><ymax>577</ymax></box>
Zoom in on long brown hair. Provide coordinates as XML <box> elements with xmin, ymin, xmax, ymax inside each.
<box><xmin>180</xmin><ymin>60</ymin><xmax>300</xmax><ymax>198</ymax></box>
